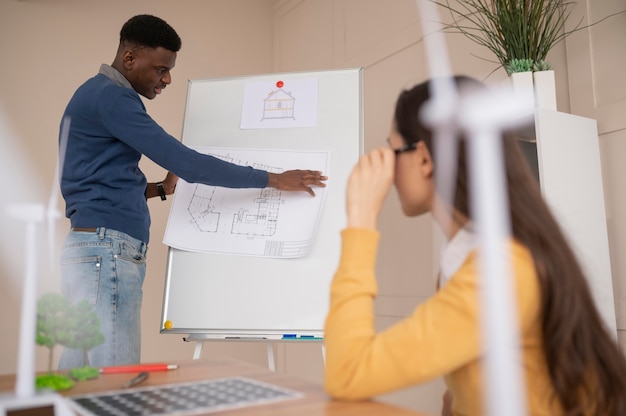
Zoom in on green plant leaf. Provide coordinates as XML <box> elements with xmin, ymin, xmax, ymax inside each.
<box><xmin>431</xmin><ymin>0</ymin><xmax>584</xmax><ymax>71</ymax></box>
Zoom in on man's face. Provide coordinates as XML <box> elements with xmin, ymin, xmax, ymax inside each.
<box><xmin>126</xmin><ymin>46</ymin><xmax>177</xmax><ymax>99</ymax></box>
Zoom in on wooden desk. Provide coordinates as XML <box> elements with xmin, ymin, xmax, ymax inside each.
<box><xmin>0</xmin><ymin>358</ymin><xmax>427</xmax><ymax>415</ymax></box>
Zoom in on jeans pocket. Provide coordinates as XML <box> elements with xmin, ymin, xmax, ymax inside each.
<box><xmin>118</xmin><ymin>241</ymin><xmax>146</xmax><ymax>264</ymax></box>
<box><xmin>60</xmin><ymin>255</ymin><xmax>102</xmax><ymax>305</ymax></box>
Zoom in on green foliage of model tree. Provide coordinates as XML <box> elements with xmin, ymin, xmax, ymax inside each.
<box><xmin>65</xmin><ymin>299</ymin><xmax>105</xmax><ymax>368</ymax></box>
<box><xmin>35</xmin><ymin>373</ymin><xmax>75</xmax><ymax>391</ymax></box>
<box><xmin>36</xmin><ymin>293</ymin><xmax>74</xmax><ymax>373</ymax></box>
<box><xmin>68</xmin><ymin>365</ymin><xmax>100</xmax><ymax>381</ymax></box>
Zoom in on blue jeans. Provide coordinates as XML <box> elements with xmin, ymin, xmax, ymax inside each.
<box><xmin>58</xmin><ymin>227</ymin><xmax>148</xmax><ymax>369</ymax></box>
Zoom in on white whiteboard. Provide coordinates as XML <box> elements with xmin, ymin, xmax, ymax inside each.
<box><xmin>160</xmin><ymin>68</ymin><xmax>363</xmax><ymax>338</ymax></box>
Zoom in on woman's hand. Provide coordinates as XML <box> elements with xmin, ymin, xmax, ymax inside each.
<box><xmin>346</xmin><ymin>147</ymin><xmax>395</xmax><ymax>229</ymax></box>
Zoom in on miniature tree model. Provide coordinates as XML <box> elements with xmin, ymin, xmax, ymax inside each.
<box><xmin>35</xmin><ymin>293</ymin><xmax>75</xmax><ymax>391</ymax></box>
<box><xmin>66</xmin><ymin>299</ymin><xmax>105</xmax><ymax>368</ymax></box>
<box><xmin>36</xmin><ymin>293</ymin><xmax>73</xmax><ymax>373</ymax></box>
<box><xmin>63</xmin><ymin>299</ymin><xmax>104</xmax><ymax>381</ymax></box>
<box><xmin>35</xmin><ymin>293</ymin><xmax>105</xmax><ymax>386</ymax></box>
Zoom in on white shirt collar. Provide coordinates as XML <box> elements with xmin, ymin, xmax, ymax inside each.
<box><xmin>439</xmin><ymin>224</ymin><xmax>476</xmax><ymax>287</ymax></box>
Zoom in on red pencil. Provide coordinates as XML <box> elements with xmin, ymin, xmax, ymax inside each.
<box><xmin>99</xmin><ymin>363</ymin><xmax>178</xmax><ymax>374</ymax></box>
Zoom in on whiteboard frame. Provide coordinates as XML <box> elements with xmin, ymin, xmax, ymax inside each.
<box><xmin>160</xmin><ymin>68</ymin><xmax>364</xmax><ymax>339</ymax></box>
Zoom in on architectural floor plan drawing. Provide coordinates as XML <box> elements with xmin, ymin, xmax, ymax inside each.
<box><xmin>163</xmin><ymin>147</ymin><xmax>329</xmax><ymax>258</ymax></box>
<box><xmin>187</xmin><ymin>184</ymin><xmax>281</xmax><ymax>237</ymax></box>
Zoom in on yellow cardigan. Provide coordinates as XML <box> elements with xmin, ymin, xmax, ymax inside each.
<box><xmin>324</xmin><ymin>228</ymin><xmax>561</xmax><ymax>416</ymax></box>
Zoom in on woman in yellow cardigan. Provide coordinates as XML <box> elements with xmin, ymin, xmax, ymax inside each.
<box><xmin>324</xmin><ymin>76</ymin><xmax>626</xmax><ymax>416</ymax></box>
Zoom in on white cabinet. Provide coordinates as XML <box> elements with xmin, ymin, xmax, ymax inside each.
<box><xmin>533</xmin><ymin>108</ymin><xmax>617</xmax><ymax>335</ymax></box>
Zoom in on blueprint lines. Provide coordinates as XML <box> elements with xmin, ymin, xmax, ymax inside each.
<box><xmin>163</xmin><ymin>147</ymin><xmax>329</xmax><ymax>258</ymax></box>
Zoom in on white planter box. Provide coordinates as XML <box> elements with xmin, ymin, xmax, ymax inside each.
<box><xmin>510</xmin><ymin>71</ymin><xmax>534</xmax><ymax>104</ymax></box>
<box><xmin>533</xmin><ymin>70</ymin><xmax>557</xmax><ymax>111</ymax></box>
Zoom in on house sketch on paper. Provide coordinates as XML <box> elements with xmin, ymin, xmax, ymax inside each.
<box><xmin>261</xmin><ymin>88</ymin><xmax>296</xmax><ymax>121</ymax></box>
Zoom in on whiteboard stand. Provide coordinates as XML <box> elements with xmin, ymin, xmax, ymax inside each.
<box><xmin>183</xmin><ymin>335</ymin><xmax>325</xmax><ymax>372</ymax></box>
<box><xmin>267</xmin><ymin>344</ymin><xmax>275</xmax><ymax>372</ymax></box>
<box><xmin>160</xmin><ymin>68</ymin><xmax>363</xmax><ymax>375</ymax></box>
<box><xmin>188</xmin><ymin>338</ymin><xmax>275</xmax><ymax>371</ymax></box>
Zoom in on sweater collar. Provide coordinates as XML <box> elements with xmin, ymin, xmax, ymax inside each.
<box><xmin>98</xmin><ymin>64</ymin><xmax>133</xmax><ymax>90</ymax></box>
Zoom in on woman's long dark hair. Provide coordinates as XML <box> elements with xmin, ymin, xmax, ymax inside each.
<box><xmin>395</xmin><ymin>76</ymin><xmax>626</xmax><ymax>415</ymax></box>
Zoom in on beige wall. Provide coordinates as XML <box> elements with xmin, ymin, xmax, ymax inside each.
<box><xmin>1</xmin><ymin>0</ymin><xmax>624</xmax><ymax>414</ymax></box>
<box><xmin>0</xmin><ymin>0</ymin><xmax>276</xmax><ymax>377</ymax></box>
<box><xmin>564</xmin><ymin>0</ymin><xmax>626</xmax><ymax>351</ymax></box>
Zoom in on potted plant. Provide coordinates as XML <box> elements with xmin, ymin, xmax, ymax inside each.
<box><xmin>432</xmin><ymin>0</ymin><xmax>580</xmax><ymax>109</ymax></box>
<box><xmin>432</xmin><ymin>0</ymin><xmax>578</xmax><ymax>72</ymax></box>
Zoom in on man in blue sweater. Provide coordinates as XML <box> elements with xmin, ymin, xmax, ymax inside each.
<box><xmin>58</xmin><ymin>14</ymin><xmax>327</xmax><ymax>368</ymax></box>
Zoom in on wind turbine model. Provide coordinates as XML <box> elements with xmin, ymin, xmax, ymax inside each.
<box><xmin>0</xmin><ymin>117</ymin><xmax>73</xmax><ymax>416</ymax></box>
<box><xmin>415</xmin><ymin>1</ymin><xmax>534</xmax><ymax>415</ymax></box>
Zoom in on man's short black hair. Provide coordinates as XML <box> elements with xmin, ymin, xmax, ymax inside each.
<box><xmin>120</xmin><ymin>14</ymin><xmax>181</xmax><ymax>52</ymax></box>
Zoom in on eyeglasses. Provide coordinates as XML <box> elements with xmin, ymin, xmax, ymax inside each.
<box><xmin>392</xmin><ymin>141</ymin><xmax>418</xmax><ymax>156</ymax></box>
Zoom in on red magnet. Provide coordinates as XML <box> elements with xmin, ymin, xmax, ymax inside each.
<box><xmin>276</xmin><ymin>80</ymin><xmax>284</xmax><ymax>88</ymax></box>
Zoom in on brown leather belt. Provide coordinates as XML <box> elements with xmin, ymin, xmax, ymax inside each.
<box><xmin>73</xmin><ymin>227</ymin><xmax>97</xmax><ymax>232</ymax></box>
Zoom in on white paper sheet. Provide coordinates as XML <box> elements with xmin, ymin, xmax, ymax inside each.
<box><xmin>163</xmin><ymin>147</ymin><xmax>329</xmax><ymax>258</ymax></box>
<box><xmin>240</xmin><ymin>78</ymin><xmax>318</xmax><ymax>129</ymax></box>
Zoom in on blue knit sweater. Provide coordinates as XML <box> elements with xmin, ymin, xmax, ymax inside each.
<box><xmin>60</xmin><ymin>71</ymin><xmax>268</xmax><ymax>243</ymax></box>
